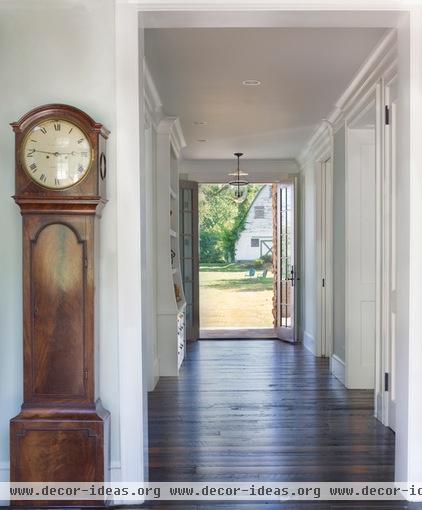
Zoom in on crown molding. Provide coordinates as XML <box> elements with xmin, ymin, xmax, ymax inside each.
<box><xmin>156</xmin><ymin>116</ymin><xmax>178</xmax><ymax>133</ymax></box>
<box><xmin>144</xmin><ymin>60</ymin><xmax>186</xmax><ymax>157</ymax></box>
<box><xmin>125</xmin><ymin>0</ymin><xmax>405</xmax><ymax>11</ymax></box>
<box><xmin>170</xmin><ymin>117</ymin><xmax>187</xmax><ymax>158</ymax></box>
<box><xmin>333</xmin><ymin>29</ymin><xmax>396</xmax><ymax>118</ymax></box>
<box><xmin>156</xmin><ymin>116</ymin><xmax>187</xmax><ymax>158</ymax></box>
<box><xmin>144</xmin><ymin>59</ymin><xmax>164</xmax><ymax>126</ymax></box>
<box><xmin>298</xmin><ymin>29</ymin><xmax>397</xmax><ymax>168</ymax></box>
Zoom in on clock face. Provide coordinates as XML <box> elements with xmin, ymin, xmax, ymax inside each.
<box><xmin>21</xmin><ymin>119</ymin><xmax>92</xmax><ymax>189</ymax></box>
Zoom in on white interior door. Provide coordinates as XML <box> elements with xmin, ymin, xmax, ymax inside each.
<box><xmin>275</xmin><ymin>181</ymin><xmax>297</xmax><ymax>342</ymax></box>
<box><xmin>385</xmin><ymin>77</ymin><xmax>398</xmax><ymax>430</ymax></box>
<box><xmin>346</xmin><ymin>127</ymin><xmax>376</xmax><ymax>389</ymax></box>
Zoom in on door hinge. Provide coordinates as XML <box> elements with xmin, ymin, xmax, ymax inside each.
<box><xmin>322</xmin><ymin>278</ymin><xmax>325</xmax><ymax>288</ymax></box>
<box><xmin>384</xmin><ymin>372</ymin><xmax>389</xmax><ymax>392</ymax></box>
<box><xmin>385</xmin><ymin>105</ymin><xmax>390</xmax><ymax>126</ymax></box>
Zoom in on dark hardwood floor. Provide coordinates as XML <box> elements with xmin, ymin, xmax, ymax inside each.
<box><xmin>144</xmin><ymin>340</ymin><xmax>418</xmax><ymax>510</ymax></box>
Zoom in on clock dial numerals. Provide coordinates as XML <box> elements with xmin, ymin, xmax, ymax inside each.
<box><xmin>22</xmin><ymin>119</ymin><xmax>92</xmax><ymax>189</ymax></box>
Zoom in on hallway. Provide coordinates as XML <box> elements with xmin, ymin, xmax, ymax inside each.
<box><xmin>148</xmin><ymin>340</ymin><xmax>395</xmax><ymax>484</ymax></box>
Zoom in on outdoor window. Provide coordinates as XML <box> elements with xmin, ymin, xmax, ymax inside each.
<box><xmin>254</xmin><ymin>206</ymin><xmax>265</xmax><ymax>219</ymax></box>
<box><xmin>251</xmin><ymin>238</ymin><xmax>259</xmax><ymax>247</ymax></box>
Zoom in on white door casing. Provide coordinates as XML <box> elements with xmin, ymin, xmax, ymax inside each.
<box><xmin>384</xmin><ymin>75</ymin><xmax>398</xmax><ymax>430</ymax></box>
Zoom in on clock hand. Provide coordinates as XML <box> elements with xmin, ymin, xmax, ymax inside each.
<box><xmin>33</xmin><ymin>149</ymin><xmax>74</xmax><ymax>156</ymax></box>
<box><xmin>32</xmin><ymin>149</ymin><xmax>57</xmax><ymax>155</ymax></box>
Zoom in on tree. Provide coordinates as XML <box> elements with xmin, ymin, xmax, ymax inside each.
<box><xmin>199</xmin><ymin>184</ymin><xmax>262</xmax><ymax>263</ymax></box>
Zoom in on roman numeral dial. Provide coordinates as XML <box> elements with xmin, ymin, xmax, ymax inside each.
<box><xmin>21</xmin><ymin>119</ymin><xmax>92</xmax><ymax>189</ymax></box>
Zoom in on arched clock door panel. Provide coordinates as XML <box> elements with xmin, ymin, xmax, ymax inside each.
<box><xmin>30</xmin><ymin>221</ymin><xmax>88</xmax><ymax>401</ymax></box>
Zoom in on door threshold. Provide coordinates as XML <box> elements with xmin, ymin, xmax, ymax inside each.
<box><xmin>200</xmin><ymin>328</ymin><xmax>277</xmax><ymax>339</ymax></box>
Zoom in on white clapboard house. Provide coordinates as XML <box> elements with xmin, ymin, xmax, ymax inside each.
<box><xmin>235</xmin><ymin>185</ymin><xmax>273</xmax><ymax>261</ymax></box>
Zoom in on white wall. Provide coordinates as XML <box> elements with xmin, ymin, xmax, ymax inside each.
<box><xmin>235</xmin><ymin>185</ymin><xmax>273</xmax><ymax>261</ymax></box>
<box><xmin>0</xmin><ymin>0</ymin><xmax>119</xmax><ymax>480</ymax></box>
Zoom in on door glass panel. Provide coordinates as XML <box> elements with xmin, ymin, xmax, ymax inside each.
<box><xmin>183</xmin><ymin>189</ymin><xmax>192</xmax><ymax>210</ymax></box>
<box><xmin>184</xmin><ymin>212</ymin><xmax>192</xmax><ymax>232</ymax></box>
<box><xmin>183</xmin><ymin>236</ymin><xmax>192</xmax><ymax>258</ymax></box>
<box><xmin>277</xmin><ymin>182</ymin><xmax>295</xmax><ymax>341</ymax></box>
<box><xmin>184</xmin><ymin>259</ymin><xmax>193</xmax><ymax>281</ymax></box>
<box><xmin>186</xmin><ymin>304</ymin><xmax>193</xmax><ymax>325</ymax></box>
<box><xmin>184</xmin><ymin>281</ymin><xmax>193</xmax><ymax>304</ymax></box>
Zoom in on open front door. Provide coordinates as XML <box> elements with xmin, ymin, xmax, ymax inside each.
<box><xmin>273</xmin><ymin>181</ymin><xmax>297</xmax><ymax>342</ymax></box>
<box><xmin>179</xmin><ymin>180</ymin><xmax>199</xmax><ymax>341</ymax></box>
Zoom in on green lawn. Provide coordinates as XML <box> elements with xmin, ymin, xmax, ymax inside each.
<box><xmin>200</xmin><ymin>263</ymin><xmax>274</xmax><ymax>328</ymax></box>
<box><xmin>202</xmin><ymin>275</ymin><xmax>273</xmax><ymax>292</ymax></box>
<box><xmin>200</xmin><ymin>262</ymin><xmax>250</xmax><ymax>272</ymax></box>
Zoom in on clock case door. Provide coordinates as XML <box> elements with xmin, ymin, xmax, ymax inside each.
<box><xmin>10</xmin><ymin>105</ymin><xmax>110</xmax><ymax>503</ymax></box>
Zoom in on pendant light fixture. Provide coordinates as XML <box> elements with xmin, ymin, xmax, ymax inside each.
<box><xmin>228</xmin><ymin>152</ymin><xmax>249</xmax><ymax>204</ymax></box>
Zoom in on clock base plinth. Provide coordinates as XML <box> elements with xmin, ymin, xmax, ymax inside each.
<box><xmin>10</xmin><ymin>401</ymin><xmax>110</xmax><ymax>508</ymax></box>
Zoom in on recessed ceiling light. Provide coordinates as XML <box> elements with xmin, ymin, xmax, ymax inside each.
<box><xmin>197</xmin><ymin>139</ymin><xmax>207</xmax><ymax>142</ymax></box>
<box><xmin>193</xmin><ymin>121</ymin><xmax>207</xmax><ymax>125</ymax></box>
<box><xmin>242</xmin><ymin>79</ymin><xmax>261</xmax><ymax>86</ymax></box>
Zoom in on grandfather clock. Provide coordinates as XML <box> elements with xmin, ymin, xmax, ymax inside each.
<box><xmin>10</xmin><ymin>104</ymin><xmax>110</xmax><ymax>501</ymax></box>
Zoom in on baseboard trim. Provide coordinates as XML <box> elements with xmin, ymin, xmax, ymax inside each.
<box><xmin>303</xmin><ymin>330</ymin><xmax>317</xmax><ymax>355</ymax></box>
<box><xmin>330</xmin><ymin>354</ymin><xmax>345</xmax><ymax>385</ymax></box>
<box><xmin>0</xmin><ymin>461</ymin><xmax>9</xmax><ymax>482</ymax></box>
<box><xmin>153</xmin><ymin>357</ymin><xmax>160</xmax><ymax>389</ymax></box>
<box><xmin>110</xmin><ymin>461</ymin><xmax>121</xmax><ymax>483</ymax></box>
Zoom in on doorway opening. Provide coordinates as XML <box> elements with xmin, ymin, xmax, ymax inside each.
<box><xmin>111</xmin><ymin>0</ymin><xmax>414</xmax><ymax>490</ymax></box>
<box><xmin>199</xmin><ymin>183</ymin><xmax>275</xmax><ymax>337</ymax></box>
<box><xmin>194</xmin><ymin>181</ymin><xmax>298</xmax><ymax>340</ymax></box>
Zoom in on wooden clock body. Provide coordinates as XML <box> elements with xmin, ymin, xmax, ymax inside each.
<box><xmin>10</xmin><ymin>104</ymin><xmax>110</xmax><ymax>504</ymax></box>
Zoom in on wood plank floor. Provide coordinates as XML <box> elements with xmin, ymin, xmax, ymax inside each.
<box><xmin>143</xmin><ymin>340</ymin><xmax>417</xmax><ymax>510</ymax></box>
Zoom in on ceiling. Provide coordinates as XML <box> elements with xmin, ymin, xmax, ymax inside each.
<box><xmin>145</xmin><ymin>27</ymin><xmax>387</xmax><ymax>160</ymax></box>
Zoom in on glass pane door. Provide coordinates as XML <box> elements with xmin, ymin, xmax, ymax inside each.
<box><xmin>179</xmin><ymin>181</ymin><xmax>199</xmax><ymax>341</ymax></box>
<box><xmin>276</xmin><ymin>182</ymin><xmax>296</xmax><ymax>342</ymax></box>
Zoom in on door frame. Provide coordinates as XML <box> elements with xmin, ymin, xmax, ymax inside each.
<box><xmin>311</xmin><ymin>126</ymin><xmax>334</xmax><ymax>359</ymax></box>
<box><xmin>316</xmin><ymin>156</ymin><xmax>334</xmax><ymax>358</ymax></box>
<box><xmin>344</xmin><ymin>82</ymin><xmax>386</xmax><ymax>405</ymax></box>
<box><xmin>179</xmin><ymin>180</ymin><xmax>200</xmax><ymax>341</ymax></box>
<box><xmin>115</xmin><ymin>0</ymin><xmax>419</xmax><ymax>493</ymax></box>
<box><xmin>381</xmin><ymin>71</ymin><xmax>398</xmax><ymax>430</ymax></box>
<box><xmin>343</xmin><ymin>75</ymin><xmax>397</xmax><ymax>422</ymax></box>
